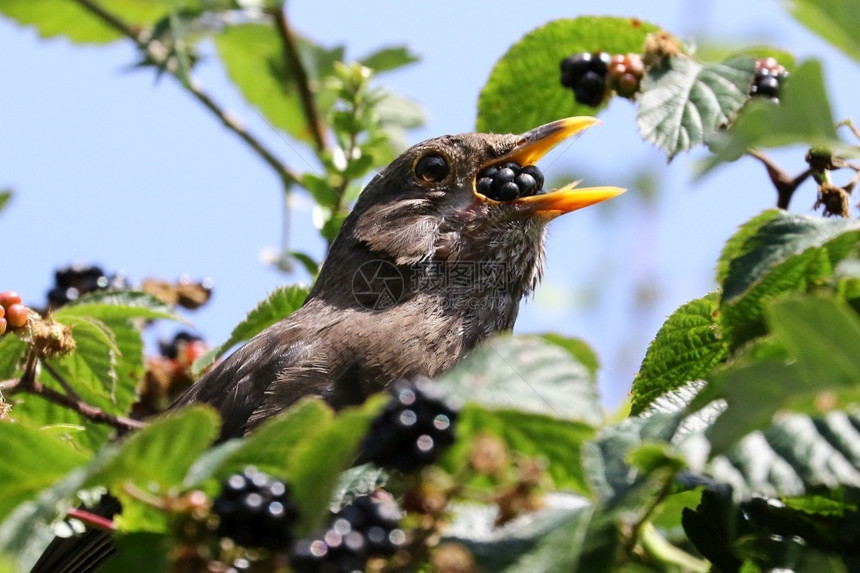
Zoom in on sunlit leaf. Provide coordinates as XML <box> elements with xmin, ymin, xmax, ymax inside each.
<box><xmin>477</xmin><ymin>17</ymin><xmax>659</xmax><ymax>134</ymax></box>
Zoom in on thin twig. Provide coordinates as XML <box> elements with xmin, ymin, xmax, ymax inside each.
<box><xmin>748</xmin><ymin>149</ymin><xmax>811</xmax><ymax>209</ymax></box>
<box><xmin>70</xmin><ymin>0</ymin><xmax>300</xmax><ymax>188</ymax></box>
<box><xmin>66</xmin><ymin>508</ymin><xmax>116</xmax><ymax>532</ymax></box>
<box><xmin>837</xmin><ymin>118</ymin><xmax>860</xmax><ymax>142</ymax></box>
<box><xmin>2</xmin><ymin>352</ymin><xmax>145</xmax><ymax>432</ymax></box>
<box><xmin>41</xmin><ymin>359</ymin><xmax>83</xmax><ymax>402</ymax></box>
<box><xmin>188</xmin><ymin>84</ymin><xmax>301</xmax><ymax>187</ymax></box>
<box><xmin>270</xmin><ymin>6</ymin><xmax>329</xmax><ymax>153</ymax></box>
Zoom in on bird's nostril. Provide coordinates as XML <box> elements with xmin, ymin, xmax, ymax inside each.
<box><xmin>475</xmin><ymin>161</ymin><xmax>545</xmax><ymax>201</ymax></box>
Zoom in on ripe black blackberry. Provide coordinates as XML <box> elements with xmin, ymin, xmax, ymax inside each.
<box><xmin>359</xmin><ymin>378</ymin><xmax>458</xmax><ymax>473</ymax></box>
<box><xmin>751</xmin><ymin>57</ymin><xmax>787</xmax><ymax>100</ymax></box>
<box><xmin>335</xmin><ymin>495</ymin><xmax>405</xmax><ymax>557</ymax></box>
<box><xmin>475</xmin><ymin>162</ymin><xmax>544</xmax><ymax>202</ymax></box>
<box><xmin>560</xmin><ymin>51</ymin><xmax>611</xmax><ymax>107</ymax></box>
<box><xmin>47</xmin><ymin>263</ymin><xmax>128</xmax><ymax>308</ymax></box>
<box><xmin>289</xmin><ymin>494</ymin><xmax>405</xmax><ymax>572</ymax></box>
<box><xmin>212</xmin><ymin>467</ymin><xmax>299</xmax><ymax>550</ymax></box>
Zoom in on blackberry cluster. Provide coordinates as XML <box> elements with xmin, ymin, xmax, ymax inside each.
<box><xmin>751</xmin><ymin>57</ymin><xmax>788</xmax><ymax>99</ymax></box>
<box><xmin>476</xmin><ymin>162</ymin><xmax>545</xmax><ymax>202</ymax></box>
<box><xmin>359</xmin><ymin>379</ymin><xmax>458</xmax><ymax>473</ymax></box>
<box><xmin>607</xmin><ymin>53</ymin><xmax>645</xmax><ymax>99</ymax></box>
<box><xmin>0</xmin><ymin>291</ymin><xmax>28</xmax><ymax>336</ymax></box>
<box><xmin>560</xmin><ymin>51</ymin><xmax>611</xmax><ymax>107</ymax></box>
<box><xmin>212</xmin><ymin>467</ymin><xmax>299</xmax><ymax>550</ymax></box>
<box><xmin>290</xmin><ymin>494</ymin><xmax>406</xmax><ymax>573</ymax></box>
<box><xmin>47</xmin><ymin>263</ymin><xmax>127</xmax><ymax>308</ymax></box>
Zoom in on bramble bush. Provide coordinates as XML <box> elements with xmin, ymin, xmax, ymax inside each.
<box><xmin>2</xmin><ymin>2</ymin><xmax>860</xmax><ymax>571</ymax></box>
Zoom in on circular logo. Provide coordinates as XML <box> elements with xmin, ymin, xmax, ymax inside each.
<box><xmin>351</xmin><ymin>260</ymin><xmax>405</xmax><ymax>310</ymax></box>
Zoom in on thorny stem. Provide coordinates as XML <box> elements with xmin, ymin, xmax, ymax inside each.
<box><xmin>0</xmin><ymin>351</ymin><xmax>145</xmax><ymax>432</ymax></box>
<box><xmin>748</xmin><ymin>149</ymin><xmax>811</xmax><ymax>209</ymax></box>
<box><xmin>70</xmin><ymin>0</ymin><xmax>301</xmax><ymax>190</ymax></box>
<box><xmin>270</xmin><ymin>6</ymin><xmax>329</xmax><ymax>153</ymax></box>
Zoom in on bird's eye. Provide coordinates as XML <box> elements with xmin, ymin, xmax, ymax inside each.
<box><xmin>415</xmin><ymin>154</ymin><xmax>449</xmax><ymax>183</ymax></box>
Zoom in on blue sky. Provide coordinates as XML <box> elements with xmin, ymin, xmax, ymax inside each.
<box><xmin>1</xmin><ymin>1</ymin><xmax>856</xmax><ymax>407</ymax></box>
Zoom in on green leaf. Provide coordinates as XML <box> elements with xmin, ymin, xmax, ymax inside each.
<box><xmin>0</xmin><ymin>0</ymin><xmax>229</xmax><ymax>44</ymax></box>
<box><xmin>476</xmin><ymin>17</ymin><xmax>659</xmax><ymax>134</ymax></box>
<box><xmin>703</xmin><ymin>297</ymin><xmax>860</xmax><ymax>456</ymax></box>
<box><xmin>47</xmin><ymin>316</ymin><xmax>119</xmax><ymax>400</ymax></box>
<box><xmin>538</xmin><ymin>334</ymin><xmax>599</xmax><ymax>379</ymax></box>
<box><xmin>441</xmin><ymin>406</ymin><xmax>596</xmax><ymax>493</ymax></box>
<box><xmin>358</xmin><ymin>45</ymin><xmax>419</xmax><ymax>74</ymax></box>
<box><xmin>705</xmin><ymin>60</ymin><xmax>844</xmax><ymax>168</ymax></box>
<box><xmin>784</xmin><ymin>0</ymin><xmax>860</xmax><ymax>64</ymax></box>
<box><xmin>768</xmin><ymin>296</ymin><xmax>860</xmax><ymax>387</ymax></box>
<box><xmin>301</xmin><ymin>173</ymin><xmax>339</xmax><ymax>210</ymax></box>
<box><xmin>87</xmin><ymin>406</ymin><xmax>219</xmax><ymax>493</ymax></box>
<box><xmin>637</xmin><ymin>56</ymin><xmax>755</xmax><ymax>160</ymax></box>
<box><xmin>285</xmin><ymin>401</ymin><xmax>380</xmax><ymax>535</ymax></box>
<box><xmin>0</xmin><ymin>0</ymin><xmax>141</xmax><ymax>44</ymax></box>
<box><xmin>0</xmin><ymin>335</ymin><xmax>27</xmax><ymax>380</ymax></box>
<box><xmin>100</xmin><ymin>532</ymin><xmax>169</xmax><ymax>573</ymax></box>
<box><xmin>214</xmin><ymin>23</ymin><xmax>343</xmax><ymax>144</ymax></box>
<box><xmin>0</xmin><ymin>422</ymin><xmax>89</xmax><ymax>522</ymax></box>
<box><xmin>631</xmin><ymin>292</ymin><xmax>725</xmax><ymax>415</ymax></box>
<box><xmin>443</xmin><ymin>495</ymin><xmax>592</xmax><ymax>572</ymax></box>
<box><xmin>0</xmin><ymin>189</ymin><xmax>11</xmax><ymax>215</ymax></box>
<box><xmin>375</xmin><ymin>92</ymin><xmax>426</xmax><ymax>130</ymax></box>
<box><xmin>55</xmin><ymin>290</ymin><xmax>180</xmax><ymax>323</ymax></box>
<box><xmin>719</xmin><ymin>212</ymin><xmax>860</xmax><ymax>345</ymax></box>
<box><xmin>0</xmin><ymin>465</ymin><xmax>94</xmax><ymax>570</ymax></box>
<box><xmin>288</xmin><ymin>250</ymin><xmax>320</xmax><ymax>278</ymax></box>
<box><xmin>184</xmin><ymin>397</ymin><xmax>382</xmax><ymax>535</ymax></box>
<box><xmin>716</xmin><ymin>209</ymin><xmax>783</xmax><ymax>285</ymax></box>
<box><xmin>583</xmin><ymin>413</ymin><xmax>682</xmax><ymax>500</ymax></box>
<box><xmin>710</xmin><ymin>410</ymin><xmax>860</xmax><ymax>497</ymax></box>
<box><xmin>435</xmin><ymin>335</ymin><xmax>602</xmax><ymax>425</ymax></box>
<box><xmin>14</xmin><ymin>295</ymin><xmax>160</xmax><ymax>452</ymax></box>
<box><xmin>627</xmin><ymin>442</ymin><xmax>687</xmax><ymax>475</ymax></box>
<box><xmin>192</xmin><ymin>285</ymin><xmax>308</xmax><ymax>374</ymax></box>
<box><xmin>329</xmin><ymin>464</ymin><xmax>388</xmax><ymax>511</ymax></box>
<box><xmin>184</xmin><ymin>399</ymin><xmax>333</xmax><ymax>486</ymax></box>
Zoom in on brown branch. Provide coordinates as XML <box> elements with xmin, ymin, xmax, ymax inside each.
<box><xmin>1</xmin><ymin>352</ymin><xmax>145</xmax><ymax>432</ymax></box>
<box><xmin>70</xmin><ymin>0</ymin><xmax>301</xmax><ymax>188</ymax></box>
<box><xmin>270</xmin><ymin>6</ymin><xmax>329</xmax><ymax>153</ymax></box>
<box><xmin>188</xmin><ymin>84</ymin><xmax>301</xmax><ymax>187</ymax></box>
<box><xmin>748</xmin><ymin>149</ymin><xmax>811</xmax><ymax>210</ymax></box>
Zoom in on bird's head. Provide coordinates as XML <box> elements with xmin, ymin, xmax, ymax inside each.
<box><xmin>315</xmin><ymin>117</ymin><xmax>624</xmax><ymax>307</ymax></box>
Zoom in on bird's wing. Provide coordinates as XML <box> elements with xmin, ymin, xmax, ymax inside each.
<box><xmin>170</xmin><ymin>309</ymin><xmax>316</xmax><ymax>440</ymax></box>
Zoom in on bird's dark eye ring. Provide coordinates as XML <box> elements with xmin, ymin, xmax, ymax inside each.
<box><xmin>415</xmin><ymin>154</ymin><xmax>449</xmax><ymax>183</ymax></box>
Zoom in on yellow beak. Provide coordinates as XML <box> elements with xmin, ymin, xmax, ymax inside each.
<box><xmin>486</xmin><ymin>117</ymin><xmax>626</xmax><ymax>219</ymax></box>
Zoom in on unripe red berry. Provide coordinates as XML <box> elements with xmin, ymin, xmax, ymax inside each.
<box><xmin>5</xmin><ymin>304</ymin><xmax>28</xmax><ymax>329</ymax></box>
<box><xmin>0</xmin><ymin>291</ymin><xmax>22</xmax><ymax>309</ymax></box>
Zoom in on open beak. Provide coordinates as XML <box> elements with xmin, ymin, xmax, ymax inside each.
<box><xmin>484</xmin><ymin>117</ymin><xmax>626</xmax><ymax>220</ymax></box>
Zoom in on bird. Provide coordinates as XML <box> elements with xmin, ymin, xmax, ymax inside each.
<box><xmin>33</xmin><ymin>116</ymin><xmax>623</xmax><ymax>572</ymax></box>
<box><xmin>171</xmin><ymin>115</ymin><xmax>623</xmax><ymax>439</ymax></box>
